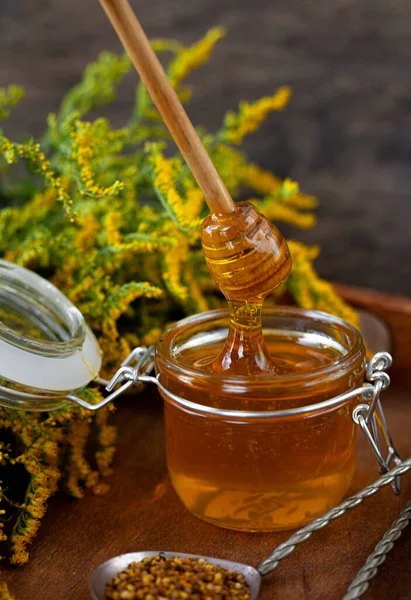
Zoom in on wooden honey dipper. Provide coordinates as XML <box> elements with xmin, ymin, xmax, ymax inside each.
<box><xmin>100</xmin><ymin>0</ymin><xmax>292</xmax><ymax>374</ymax></box>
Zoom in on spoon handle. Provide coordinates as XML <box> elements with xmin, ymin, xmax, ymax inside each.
<box><xmin>257</xmin><ymin>457</ymin><xmax>411</xmax><ymax>576</ymax></box>
<box><xmin>99</xmin><ymin>0</ymin><xmax>235</xmax><ymax>215</ymax></box>
<box><xmin>343</xmin><ymin>500</ymin><xmax>411</xmax><ymax>599</ymax></box>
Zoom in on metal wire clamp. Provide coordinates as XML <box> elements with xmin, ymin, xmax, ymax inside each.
<box><xmin>67</xmin><ymin>346</ymin><xmax>156</xmax><ymax>411</ymax></box>
<box><xmin>68</xmin><ymin>348</ymin><xmax>402</xmax><ymax>493</ymax></box>
<box><xmin>352</xmin><ymin>352</ymin><xmax>402</xmax><ymax>494</ymax></box>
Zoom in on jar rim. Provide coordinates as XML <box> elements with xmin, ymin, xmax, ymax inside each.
<box><xmin>0</xmin><ymin>259</ymin><xmax>85</xmax><ymax>355</ymax></box>
<box><xmin>156</xmin><ymin>306</ymin><xmax>365</xmax><ymax>392</ymax></box>
<box><xmin>0</xmin><ymin>260</ymin><xmax>102</xmax><ymax>393</ymax></box>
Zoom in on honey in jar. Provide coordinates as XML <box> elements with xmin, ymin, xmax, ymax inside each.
<box><xmin>156</xmin><ymin>308</ymin><xmax>366</xmax><ymax>531</ymax></box>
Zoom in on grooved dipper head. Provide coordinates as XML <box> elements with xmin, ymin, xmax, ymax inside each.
<box><xmin>201</xmin><ymin>202</ymin><xmax>292</xmax><ymax>302</ymax></box>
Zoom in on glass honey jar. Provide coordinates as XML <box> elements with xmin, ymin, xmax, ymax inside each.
<box><xmin>155</xmin><ymin>307</ymin><xmax>366</xmax><ymax>532</ymax></box>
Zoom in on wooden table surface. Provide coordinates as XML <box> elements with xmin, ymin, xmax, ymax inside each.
<box><xmin>3</xmin><ymin>386</ymin><xmax>411</xmax><ymax>600</ymax></box>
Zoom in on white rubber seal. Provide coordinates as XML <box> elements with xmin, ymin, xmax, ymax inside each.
<box><xmin>0</xmin><ymin>326</ymin><xmax>102</xmax><ymax>392</ymax></box>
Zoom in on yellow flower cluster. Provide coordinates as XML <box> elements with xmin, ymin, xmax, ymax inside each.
<box><xmin>65</xmin><ymin>419</ymin><xmax>95</xmax><ymax>499</ymax></box>
<box><xmin>212</xmin><ymin>145</ymin><xmax>318</xmax><ymax>229</ymax></box>
<box><xmin>71</xmin><ymin>120</ymin><xmax>124</xmax><ymax>198</ymax></box>
<box><xmin>168</xmin><ymin>27</ymin><xmax>226</xmax><ymax>88</ymax></box>
<box><xmin>0</xmin><ymin>386</ymin><xmax>115</xmax><ymax>566</ymax></box>
<box><xmin>254</xmin><ymin>200</ymin><xmax>316</xmax><ymax>230</ymax></box>
<box><xmin>162</xmin><ymin>241</ymin><xmax>189</xmax><ymax>303</ymax></box>
<box><xmin>287</xmin><ymin>241</ymin><xmax>359</xmax><ymax>328</ymax></box>
<box><xmin>0</xmin><ymin>85</ymin><xmax>24</xmax><ymax>121</ymax></box>
<box><xmin>0</xmin><ymin>583</ymin><xmax>17</xmax><ymax>600</ymax></box>
<box><xmin>106</xmin><ymin>281</ymin><xmax>163</xmax><ymax>323</ymax></box>
<box><xmin>104</xmin><ymin>212</ymin><xmax>122</xmax><ymax>246</ymax></box>
<box><xmin>251</xmin><ymin>176</ymin><xmax>317</xmax><ymax>230</ymax></box>
<box><xmin>0</xmin><ymin>136</ymin><xmax>74</xmax><ymax>218</ymax></box>
<box><xmin>150</xmin><ymin>148</ymin><xmax>202</xmax><ymax>231</ymax></box>
<box><xmin>223</xmin><ymin>87</ymin><xmax>291</xmax><ymax>144</ymax></box>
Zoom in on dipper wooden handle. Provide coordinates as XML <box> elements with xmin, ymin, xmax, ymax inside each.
<box><xmin>99</xmin><ymin>0</ymin><xmax>235</xmax><ymax>214</ymax></box>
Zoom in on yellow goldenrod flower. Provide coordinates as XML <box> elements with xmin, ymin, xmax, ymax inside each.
<box><xmin>0</xmin><ymin>583</ymin><xmax>18</xmax><ymax>600</ymax></box>
<box><xmin>75</xmin><ymin>213</ymin><xmax>100</xmax><ymax>249</ymax></box>
<box><xmin>169</xmin><ymin>27</ymin><xmax>226</xmax><ymax>88</ymax></box>
<box><xmin>287</xmin><ymin>241</ymin><xmax>359</xmax><ymax>328</ymax></box>
<box><xmin>0</xmin><ymin>136</ymin><xmax>74</xmax><ymax>217</ymax></box>
<box><xmin>142</xmin><ymin>327</ymin><xmax>163</xmax><ymax>346</ymax></box>
<box><xmin>0</xmin><ymin>85</ymin><xmax>25</xmax><ymax>121</ymax></box>
<box><xmin>223</xmin><ymin>87</ymin><xmax>291</xmax><ymax>144</ymax></box>
<box><xmin>280</xmin><ymin>178</ymin><xmax>299</xmax><ymax>197</ymax></box>
<box><xmin>104</xmin><ymin>211</ymin><xmax>122</xmax><ymax>246</ymax></box>
<box><xmin>150</xmin><ymin>148</ymin><xmax>202</xmax><ymax>231</ymax></box>
<box><xmin>106</xmin><ymin>281</ymin><xmax>163</xmax><ymax>322</ymax></box>
<box><xmin>71</xmin><ymin>120</ymin><xmax>124</xmax><ymax>199</ymax></box>
<box><xmin>162</xmin><ymin>238</ymin><xmax>190</xmax><ymax>304</ymax></box>
<box><xmin>251</xmin><ymin>198</ymin><xmax>317</xmax><ymax>230</ymax></box>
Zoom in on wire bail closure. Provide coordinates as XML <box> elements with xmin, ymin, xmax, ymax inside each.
<box><xmin>68</xmin><ymin>348</ymin><xmax>402</xmax><ymax>494</ymax></box>
<box><xmin>67</xmin><ymin>346</ymin><xmax>156</xmax><ymax>411</ymax></box>
<box><xmin>352</xmin><ymin>352</ymin><xmax>402</xmax><ymax>494</ymax></box>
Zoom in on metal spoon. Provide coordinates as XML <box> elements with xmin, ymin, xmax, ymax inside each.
<box><xmin>89</xmin><ymin>459</ymin><xmax>411</xmax><ymax>600</ymax></box>
<box><xmin>89</xmin><ymin>551</ymin><xmax>261</xmax><ymax>600</ymax></box>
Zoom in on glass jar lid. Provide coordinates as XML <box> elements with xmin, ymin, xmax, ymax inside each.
<box><xmin>0</xmin><ymin>260</ymin><xmax>102</xmax><ymax>399</ymax></box>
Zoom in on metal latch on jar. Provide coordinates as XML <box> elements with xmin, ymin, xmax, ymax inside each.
<box><xmin>352</xmin><ymin>352</ymin><xmax>402</xmax><ymax>494</ymax></box>
<box><xmin>67</xmin><ymin>348</ymin><xmax>403</xmax><ymax>495</ymax></box>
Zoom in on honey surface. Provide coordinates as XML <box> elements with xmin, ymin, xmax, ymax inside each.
<box><xmin>182</xmin><ymin>332</ymin><xmax>342</xmax><ymax>376</ymax></box>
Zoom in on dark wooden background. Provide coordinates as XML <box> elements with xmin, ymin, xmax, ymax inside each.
<box><xmin>1</xmin><ymin>0</ymin><xmax>411</xmax><ymax>295</ymax></box>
